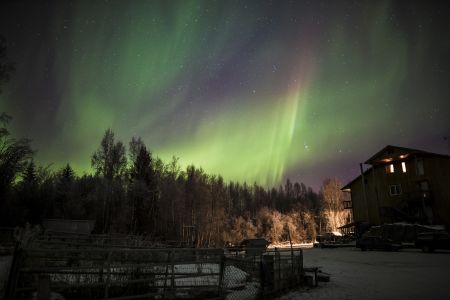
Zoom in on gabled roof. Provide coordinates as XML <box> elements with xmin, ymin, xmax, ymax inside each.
<box><xmin>365</xmin><ymin>145</ymin><xmax>450</xmax><ymax>165</ymax></box>
<box><xmin>342</xmin><ymin>145</ymin><xmax>450</xmax><ymax>191</ymax></box>
<box><xmin>341</xmin><ymin>167</ymin><xmax>372</xmax><ymax>191</ymax></box>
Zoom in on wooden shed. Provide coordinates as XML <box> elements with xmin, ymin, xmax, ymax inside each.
<box><xmin>43</xmin><ymin>219</ymin><xmax>95</xmax><ymax>235</ymax></box>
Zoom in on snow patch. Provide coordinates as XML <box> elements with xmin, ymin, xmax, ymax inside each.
<box><xmin>268</xmin><ymin>242</ymin><xmax>314</xmax><ymax>249</ymax></box>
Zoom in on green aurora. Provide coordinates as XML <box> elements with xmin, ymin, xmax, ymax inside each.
<box><xmin>1</xmin><ymin>1</ymin><xmax>449</xmax><ymax>188</ymax></box>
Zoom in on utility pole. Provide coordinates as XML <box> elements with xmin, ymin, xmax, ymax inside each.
<box><xmin>360</xmin><ymin>163</ymin><xmax>369</xmax><ymax>222</ymax></box>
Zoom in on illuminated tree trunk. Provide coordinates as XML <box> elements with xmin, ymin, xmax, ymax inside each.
<box><xmin>321</xmin><ymin>177</ymin><xmax>350</xmax><ymax>232</ymax></box>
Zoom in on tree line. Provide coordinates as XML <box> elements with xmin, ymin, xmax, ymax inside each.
<box><xmin>0</xmin><ymin>117</ymin><xmax>351</xmax><ymax>246</ymax></box>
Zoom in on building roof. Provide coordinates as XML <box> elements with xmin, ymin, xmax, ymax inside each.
<box><xmin>365</xmin><ymin>145</ymin><xmax>450</xmax><ymax>165</ymax></box>
<box><xmin>341</xmin><ymin>167</ymin><xmax>372</xmax><ymax>191</ymax></box>
<box><xmin>342</xmin><ymin>145</ymin><xmax>450</xmax><ymax>191</ymax></box>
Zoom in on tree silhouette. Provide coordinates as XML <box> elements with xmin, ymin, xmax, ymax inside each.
<box><xmin>91</xmin><ymin>129</ymin><xmax>126</xmax><ymax>180</ymax></box>
<box><xmin>0</xmin><ymin>35</ymin><xmax>15</xmax><ymax>94</ymax></box>
<box><xmin>16</xmin><ymin>160</ymin><xmax>40</xmax><ymax>224</ymax></box>
<box><xmin>91</xmin><ymin>129</ymin><xmax>127</xmax><ymax>232</ymax></box>
<box><xmin>0</xmin><ymin>36</ymin><xmax>32</xmax><ymax>215</ymax></box>
<box><xmin>128</xmin><ymin>141</ymin><xmax>158</xmax><ymax>234</ymax></box>
<box><xmin>0</xmin><ymin>113</ymin><xmax>33</xmax><ymax>207</ymax></box>
<box><xmin>0</xmin><ymin>120</ymin><xmax>325</xmax><ymax>243</ymax></box>
<box><xmin>55</xmin><ymin>164</ymin><xmax>75</xmax><ymax>218</ymax></box>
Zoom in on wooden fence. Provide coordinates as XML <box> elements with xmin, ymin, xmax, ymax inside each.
<box><xmin>5</xmin><ymin>241</ymin><xmax>305</xmax><ymax>300</ymax></box>
<box><xmin>33</xmin><ymin>232</ymin><xmax>183</xmax><ymax>249</ymax></box>
<box><xmin>7</xmin><ymin>247</ymin><xmax>224</xmax><ymax>300</ymax></box>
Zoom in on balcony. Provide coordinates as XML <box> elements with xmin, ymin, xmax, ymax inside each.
<box><xmin>343</xmin><ymin>200</ymin><xmax>352</xmax><ymax>209</ymax></box>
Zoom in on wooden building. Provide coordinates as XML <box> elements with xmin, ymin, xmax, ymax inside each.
<box><xmin>43</xmin><ymin>219</ymin><xmax>95</xmax><ymax>235</ymax></box>
<box><xmin>342</xmin><ymin>145</ymin><xmax>450</xmax><ymax>228</ymax></box>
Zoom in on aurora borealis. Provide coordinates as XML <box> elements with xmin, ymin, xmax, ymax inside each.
<box><xmin>1</xmin><ymin>1</ymin><xmax>449</xmax><ymax>189</ymax></box>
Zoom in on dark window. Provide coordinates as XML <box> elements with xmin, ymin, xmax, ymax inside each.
<box><xmin>419</xmin><ymin>181</ymin><xmax>429</xmax><ymax>191</ymax></box>
<box><xmin>416</xmin><ymin>158</ymin><xmax>424</xmax><ymax>175</ymax></box>
<box><xmin>389</xmin><ymin>184</ymin><xmax>402</xmax><ymax>196</ymax></box>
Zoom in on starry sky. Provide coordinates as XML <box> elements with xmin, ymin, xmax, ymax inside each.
<box><xmin>1</xmin><ymin>0</ymin><xmax>449</xmax><ymax>190</ymax></box>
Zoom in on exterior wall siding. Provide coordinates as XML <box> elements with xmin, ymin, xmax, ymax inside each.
<box><xmin>345</xmin><ymin>147</ymin><xmax>450</xmax><ymax>227</ymax></box>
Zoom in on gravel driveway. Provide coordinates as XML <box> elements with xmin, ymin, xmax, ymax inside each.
<box><xmin>279</xmin><ymin>247</ymin><xmax>450</xmax><ymax>300</ymax></box>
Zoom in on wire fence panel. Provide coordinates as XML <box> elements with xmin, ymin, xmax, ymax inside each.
<box><xmin>223</xmin><ymin>248</ymin><xmax>304</xmax><ymax>300</ymax></box>
<box><xmin>8</xmin><ymin>247</ymin><xmax>224</xmax><ymax>300</ymax></box>
<box><xmin>6</xmin><ymin>242</ymin><xmax>304</xmax><ymax>300</ymax></box>
<box><xmin>222</xmin><ymin>256</ymin><xmax>261</xmax><ymax>300</ymax></box>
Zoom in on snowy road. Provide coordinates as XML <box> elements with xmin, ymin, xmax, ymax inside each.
<box><xmin>279</xmin><ymin>247</ymin><xmax>450</xmax><ymax>300</ymax></box>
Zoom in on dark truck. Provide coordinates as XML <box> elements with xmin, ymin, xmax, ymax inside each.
<box><xmin>240</xmin><ymin>238</ymin><xmax>268</xmax><ymax>256</ymax></box>
<box><xmin>314</xmin><ymin>232</ymin><xmax>355</xmax><ymax>248</ymax></box>
<box><xmin>314</xmin><ymin>232</ymin><xmax>341</xmax><ymax>248</ymax></box>
<box><xmin>356</xmin><ymin>225</ymin><xmax>401</xmax><ymax>251</ymax></box>
<box><xmin>356</xmin><ymin>223</ymin><xmax>442</xmax><ymax>251</ymax></box>
<box><xmin>415</xmin><ymin>230</ymin><xmax>450</xmax><ymax>252</ymax></box>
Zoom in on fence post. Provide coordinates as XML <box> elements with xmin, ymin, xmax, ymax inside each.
<box><xmin>5</xmin><ymin>243</ymin><xmax>22</xmax><ymax>300</ymax></box>
<box><xmin>298</xmin><ymin>248</ymin><xmax>304</xmax><ymax>284</ymax></box>
<box><xmin>260</xmin><ymin>253</ymin><xmax>274</xmax><ymax>298</ymax></box>
<box><xmin>218</xmin><ymin>251</ymin><xmax>225</xmax><ymax>298</ymax></box>
<box><xmin>163</xmin><ymin>250</ymin><xmax>171</xmax><ymax>299</ymax></box>
<box><xmin>104</xmin><ymin>250</ymin><xmax>112</xmax><ymax>299</ymax></box>
<box><xmin>170</xmin><ymin>250</ymin><xmax>175</xmax><ymax>300</ymax></box>
<box><xmin>37</xmin><ymin>275</ymin><xmax>50</xmax><ymax>300</ymax></box>
<box><xmin>276</xmin><ymin>248</ymin><xmax>280</xmax><ymax>291</ymax></box>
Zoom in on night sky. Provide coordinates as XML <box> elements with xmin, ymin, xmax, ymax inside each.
<box><xmin>1</xmin><ymin>0</ymin><xmax>449</xmax><ymax>190</ymax></box>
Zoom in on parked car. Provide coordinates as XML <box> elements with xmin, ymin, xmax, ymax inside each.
<box><xmin>356</xmin><ymin>234</ymin><xmax>401</xmax><ymax>251</ymax></box>
<box><xmin>356</xmin><ymin>226</ymin><xmax>401</xmax><ymax>251</ymax></box>
<box><xmin>315</xmin><ymin>232</ymin><xmax>340</xmax><ymax>248</ymax></box>
<box><xmin>356</xmin><ymin>223</ymin><xmax>443</xmax><ymax>251</ymax></box>
<box><xmin>415</xmin><ymin>230</ymin><xmax>450</xmax><ymax>252</ymax></box>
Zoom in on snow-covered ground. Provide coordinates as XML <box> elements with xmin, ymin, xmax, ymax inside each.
<box><xmin>5</xmin><ymin>247</ymin><xmax>450</xmax><ymax>300</ymax></box>
<box><xmin>279</xmin><ymin>247</ymin><xmax>450</xmax><ymax>300</ymax></box>
<box><xmin>269</xmin><ymin>242</ymin><xmax>314</xmax><ymax>249</ymax></box>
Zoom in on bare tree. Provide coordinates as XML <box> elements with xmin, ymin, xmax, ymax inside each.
<box><xmin>321</xmin><ymin>177</ymin><xmax>351</xmax><ymax>233</ymax></box>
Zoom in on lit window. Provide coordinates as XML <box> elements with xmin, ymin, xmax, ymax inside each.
<box><xmin>389</xmin><ymin>184</ymin><xmax>402</xmax><ymax>196</ymax></box>
<box><xmin>401</xmin><ymin>162</ymin><xmax>406</xmax><ymax>173</ymax></box>
<box><xmin>386</xmin><ymin>164</ymin><xmax>395</xmax><ymax>174</ymax></box>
